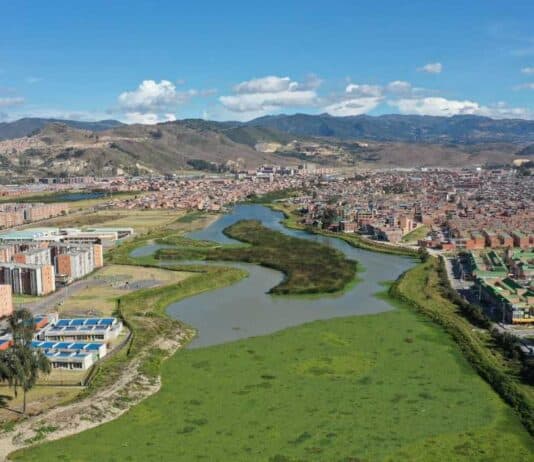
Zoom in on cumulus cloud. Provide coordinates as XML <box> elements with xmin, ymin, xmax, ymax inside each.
<box><xmin>233</xmin><ymin>76</ymin><xmax>296</xmax><ymax>94</ymax></box>
<box><xmin>118</xmin><ymin>80</ymin><xmax>185</xmax><ymax>112</ymax></box>
<box><xmin>386</xmin><ymin>80</ymin><xmax>413</xmax><ymax>95</ymax></box>
<box><xmin>123</xmin><ymin>112</ymin><xmax>177</xmax><ymax>125</ymax></box>
<box><xmin>389</xmin><ymin>97</ymin><xmax>480</xmax><ymax>116</ymax></box>
<box><xmin>521</xmin><ymin>67</ymin><xmax>534</xmax><ymax>75</ymax></box>
<box><xmin>220</xmin><ymin>75</ymin><xmax>319</xmax><ymax>115</ymax></box>
<box><xmin>116</xmin><ymin>79</ymin><xmax>216</xmax><ymax>124</ymax></box>
<box><xmin>388</xmin><ymin>97</ymin><xmax>533</xmax><ymax>119</ymax></box>
<box><xmin>345</xmin><ymin>83</ymin><xmax>382</xmax><ymax>97</ymax></box>
<box><xmin>417</xmin><ymin>62</ymin><xmax>443</xmax><ymax>74</ymax></box>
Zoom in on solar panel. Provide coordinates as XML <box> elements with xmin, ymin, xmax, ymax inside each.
<box><xmin>85</xmin><ymin>344</ymin><xmax>102</xmax><ymax>350</ymax></box>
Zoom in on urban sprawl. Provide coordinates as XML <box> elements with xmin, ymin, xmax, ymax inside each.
<box><xmin>0</xmin><ymin>164</ymin><xmax>532</xmax><ymax>376</ymax></box>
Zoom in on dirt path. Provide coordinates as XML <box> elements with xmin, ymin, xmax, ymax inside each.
<box><xmin>0</xmin><ymin>328</ymin><xmax>192</xmax><ymax>461</ymax></box>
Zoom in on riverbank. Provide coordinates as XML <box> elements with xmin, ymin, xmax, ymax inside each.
<box><xmin>390</xmin><ymin>257</ymin><xmax>534</xmax><ymax>436</ymax></box>
<box><xmin>268</xmin><ymin>202</ymin><xmax>421</xmax><ymax>258</ymax></box>
<box><xmin>158</xmin><ymin>219</ymin><xmax>358</xmax><ymax>295</ymax></box>
<box><xmin>1</xmin><ymin>210</ymin><xmax>248</xmax><ymax>456</ymax></box>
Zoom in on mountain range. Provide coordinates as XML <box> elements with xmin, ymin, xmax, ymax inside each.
<box><xmin>0</xmin><ymin>114</ymin><xmax>532</xmax><ymax>177</ymax></box>
<box><xmin>247</xmin><ymin>113</ymin><xmax>534</xmax><ymax>144</ymax></box>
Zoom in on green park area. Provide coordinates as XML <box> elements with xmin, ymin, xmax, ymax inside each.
<box><xmin>401</xmin><ymin>225</ymin><xmax>430</xmax><ymax>243</ymax></box>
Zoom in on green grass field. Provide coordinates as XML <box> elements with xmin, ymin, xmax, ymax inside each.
<box><xmin>401</xmin><ymin>225</ymin><xmax>430</xmax><ymax>243</ymax></box>
<box><xmin>12</xmin><ymin>302</ymin><xmax>533</xmax><ymax>461</ymax></box>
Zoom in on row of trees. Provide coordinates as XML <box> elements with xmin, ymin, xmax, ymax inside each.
<box><xmin>0</xmin><ymin>309</ymin><xmax>50</xmax><ymax>414</ymax></box>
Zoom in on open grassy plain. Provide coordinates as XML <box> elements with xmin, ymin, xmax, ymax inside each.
<box><xmin>35</xmin><ymin>208</ymin><xmax>188</xmax><ymax>234</ymax></box>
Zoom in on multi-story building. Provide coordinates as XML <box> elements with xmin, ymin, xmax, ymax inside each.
<box><xmin>0</xmin><ymin>244</ymin><xmax>15</xmax><ymax>263</ymax></box>
<box><xmin>0</xmin><ymin>263</ymin><xmax>55</xmax><ymax>295</ymax></box>
<box><xmin>12</xmin><ymin>247</ymin><xmax>52</xmax><ymax>266</ymax></box>
<box><xmin>0</xmin><ymin>284</ymin><xmax>13</xmax><ymax>317</ymax></box>
<box><xmin>52</xmin><ymin>243</ymin><xmax>102</xmax><ymax>281</ymax></box>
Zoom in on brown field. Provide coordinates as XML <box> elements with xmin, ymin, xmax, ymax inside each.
<box><xmin>58</xmin><ymin>264</ymin><xmax>192</xmax><ymax>317</ymax></box>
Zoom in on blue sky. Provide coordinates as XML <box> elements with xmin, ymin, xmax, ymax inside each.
<box><xmin>1</xmin><ymin>0</ymin><xmax>533</xmax><ymax>123</ymax></box>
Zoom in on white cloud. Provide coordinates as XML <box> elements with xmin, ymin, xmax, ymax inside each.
<box><xmin>389</xmin><ymin>97</ymin><xmax>481</xmax><ymax>116</ymax></box>
<box><xmin>345</xmin><ymin>83</ymin><xmax>382</xmax><ymax>97</ymax></box>
<box><xmin>386</xmin><ymin>80</ymin><xmax>412</xmax><ymax>95</ymax></box>
<box><xmin>116</xmin><ymin>79</ymin><xmax>216</xmax><ymax>123</ymax></box>
<box><xmin>388</xmin><ymin>97</ymin><xmax>533</xmax><ymax>119</ymax></box>
<box><xmin>220</xmin><ymin>75</ymin><xmax>319</xmax><ymax>116</ymax></box>
<box><xmin>123</xmin><ymin>112</ymin><xmax>176</xmax><ymax>125</ymax></box>
<box><xmin>233</xmin><ymin>76</ymin><xmax>295</xmax><ymax>94</ymax></box>
<box><xmin>324</xmin><ymin>97</ymin><xmax>382</xmax><ymax>116</ymax></box>
<box><xmin>220</xmin><ymin>90</ymin><xmax>317</xmax><ymax>113</ymax></box>
<box><xmin>0</xmin><ymin>97</ymin><xmax>25</xmax><ymax>108</ymax></box>
<box><xmin>521</xmin><ymin>67</ymin><xmax>534</xmax><ymax>75</ymax></box>
<box><xmin>118</xmin><ymin>80</ymin><xmax>183</xmax><ymax>112</ymax></box>
<box><xmin>417</xmin><ymin>62</ymin><xmax>443</xmax><ymax>74</ymax></box>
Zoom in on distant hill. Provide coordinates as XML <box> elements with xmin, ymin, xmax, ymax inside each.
<box><xmin>247</xmin><ymin>113</ymin><xmax>534</xmax><ymax>144</ymax></box>
<box><xmin>0</xmin><ymin>114</ymin><xmax>532</xmax><ymax>177</ymax></box>
<box><xmin>0</xmin><ymin>121</ymin><xmax>297</xmax><ymax>177</ymax></box>
<box><xmin>0</xmin><ymin>118</ymin><xmax>124</xmax><ymax>140</ymax></box>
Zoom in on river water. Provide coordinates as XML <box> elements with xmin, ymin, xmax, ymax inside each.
<box><xmin>142</xmin><ymin>204</ymin><xmax>414</xmax><ymax>348</ymax></box>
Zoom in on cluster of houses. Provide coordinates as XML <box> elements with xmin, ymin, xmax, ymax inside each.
<box><xmin>282</xmin><ymin>168</ymin><xmax>533</xmax><ymax>248</ymax></box>
<box><xmin>0</xmin><ymin>202</ymin><xmax>69</xmax><ymax>229</ymax></box>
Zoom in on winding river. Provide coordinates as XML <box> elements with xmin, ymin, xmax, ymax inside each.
<box><xmin>136</xmin><ymin>204</ymin><xmax>416</xmax><ymax>348</ymax></box>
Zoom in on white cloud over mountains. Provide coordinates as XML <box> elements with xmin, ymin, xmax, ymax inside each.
<box><xmin>216</xmin><ymin>74</ymin><xmax>532</xmax><ymax>120</ymax></box>
<box><xmin>417</xmin><ymin>62</ymin><xmax>443</xmax><ymax>74</ymax></box>
<box><xmin>219</xmin><ymin>76</ymin><xmax>319</xmax><ymax>116</ymax></box>
<box><xmin>116</xmin><ymin>80</ymin><xmax>215</xmax><ymax>123</ymax></box>
<box><xmin>118</xmin><ymin>80</ymin><xmax>193</xmax><ymax>113</ymax></box>
<box><xmin>389</xmin><ymin>97</ymin><xmax>480</xmax><ymax>116</ymax></box>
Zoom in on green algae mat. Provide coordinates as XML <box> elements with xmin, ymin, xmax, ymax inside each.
<box><xmin>12</xmin><ymin>303</ymin><xmax>533</xmax><ymax>461</ymax></box>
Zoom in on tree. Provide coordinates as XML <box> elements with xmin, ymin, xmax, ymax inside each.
<box><xmin>0</xmin><ymin>309</ymin><xmax>51</xmax><ymax>414</ymax></box>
